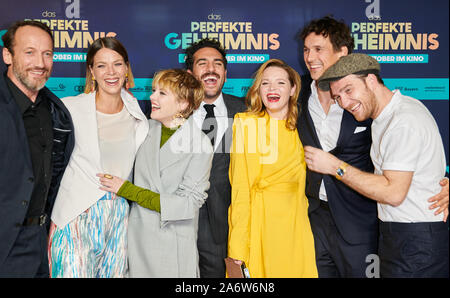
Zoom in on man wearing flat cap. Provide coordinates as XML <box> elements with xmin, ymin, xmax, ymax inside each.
<box><xmin>304</xmin><ymin>53</ymin><xmax>449</xmax><ymax>277</ymax></box>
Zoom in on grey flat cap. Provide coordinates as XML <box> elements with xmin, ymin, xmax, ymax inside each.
<box><xmin>317</xmin><ymin>53</ymin><xmax>380</xmax><ymax>91</ymax></box>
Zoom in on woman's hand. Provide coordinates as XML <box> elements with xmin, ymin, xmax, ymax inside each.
<box><xmin>97</xmin><ymin>173</ymin><xmax>125</xmax><ymax>194</ymax></box>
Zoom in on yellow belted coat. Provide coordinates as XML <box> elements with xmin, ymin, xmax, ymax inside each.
<box><xmin>228</xmin><ymin>112</ymin><xmax>317</xmax><ymax>278</ymax></box>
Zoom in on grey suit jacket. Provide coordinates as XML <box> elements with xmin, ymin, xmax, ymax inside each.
<box><xmin>128</xmin><ymin>116</ymin><xmax>213</xmax><ymax>277</ymax></box>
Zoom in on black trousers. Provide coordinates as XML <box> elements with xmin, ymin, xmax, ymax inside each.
<box><xmin>379</xmin><ymin>221</ymin><xmax>449</xmax><ymax>278</ymax></box>
<box><xmin>309</xmin><ymin>201</ymin><xmax>378</xmax><ymax>278</ymax></box>
<box><xmin>0</xmin><ymin>224</ymin><xmax>49</xmax><ymax>278</ymax></box>
<box><xmin>197</xmin><ymin>204</ymin><xmax>227</xmax><ymax>278</ymax></box>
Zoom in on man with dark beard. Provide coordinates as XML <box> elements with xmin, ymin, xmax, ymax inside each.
<box><xmin>185</xmin><ymin>38</ymin><xmax>246</xmax><ymax>277</ymax></box>
<box><xmin>0</xmin><ymin>20</ymin><xmax>74</xmax><ymax>277</ymax></box>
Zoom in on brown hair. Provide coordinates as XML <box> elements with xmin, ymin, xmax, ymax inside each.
<box><xmin>84</xmin><ymin>37</ymin><xmax>135</xmax><ymax>93</ymax></box>
<box><xmin>246</xmin><ymin>59</ymin><xmax>301</xmax><ymax>130</ymax></box>
<box><xmin>152</xmin><ymin>69</ymin><xmax>205</xmax><ymax>118</ymax></box>
<box><xmin>300</xmin><ymin>15</ymin><xmax>354</xmax><ymax>54</ymax></box>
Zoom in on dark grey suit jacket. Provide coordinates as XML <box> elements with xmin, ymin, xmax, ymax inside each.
<box><xmin>200</xmin><ymin>93</ymin><xmax>246</xmax><ymax>245</ymax></box>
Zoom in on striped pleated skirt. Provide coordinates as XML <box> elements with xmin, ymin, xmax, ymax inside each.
<box><xmin>48</xmin><ymin>192</ymin><xmax>129</xmax><ymax>278</ymax></box>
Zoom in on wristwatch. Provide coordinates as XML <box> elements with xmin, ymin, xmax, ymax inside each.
<box><xmin>335</xmin><ymin>162</ymin><xmax>349</xmax><ymax>180</ymax></box>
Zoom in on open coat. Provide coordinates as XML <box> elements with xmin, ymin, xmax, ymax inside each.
<box><xmin>128</xmin><ymin>116</ymin><xmax>213</xmax><ymax>277</ymax></box>
<box><xmin>51</xmin><ymin>89</ymin><xmax>149</xmax><ymax>228</ymax></box>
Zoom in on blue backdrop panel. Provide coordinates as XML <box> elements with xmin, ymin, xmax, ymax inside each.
<box><xmin>0</xmin><ymin>0</ymin><xmax>448</xmax><ymax>169</ymax></box>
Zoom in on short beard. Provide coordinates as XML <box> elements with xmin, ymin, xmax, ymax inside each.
<box><xmin>12</xmin><ymin>64</ymin><xmax>49</xmax><ymax>92</ymax></box>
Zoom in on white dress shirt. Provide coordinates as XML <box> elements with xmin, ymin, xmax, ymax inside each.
<box><xmin>193</xmin><ymin>93</ymin><xmax>228</xmax><ymax>152</ymax></box>
<box><xmin>308</xmin><ymin>81</ymin><xmax>344</xmax><ymax>201</ymax></box>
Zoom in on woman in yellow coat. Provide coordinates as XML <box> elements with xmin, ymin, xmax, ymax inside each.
<box><xmin>228</xmin><ymin>59</ymin><xmax>317</xmax><ymax>278</ymax></box>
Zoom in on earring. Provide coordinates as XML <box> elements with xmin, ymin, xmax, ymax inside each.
<box><xmin>125</xmin><ymin>73</ymin><xmax>130</xmax><ymax>90</ymax></box>
<box><xmin>92</xmin><ymin>76</ymin><xmax>96</xmax><ymax>90</ymax></box>
<box><xmin>171</xmin><ymin>112</ymin><xmax>186</xmax><ymax>127</ymax></box>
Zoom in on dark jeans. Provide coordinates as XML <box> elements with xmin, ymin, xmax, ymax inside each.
<box><xmin>379</xmin><ymin>221</ymin><xmax>449</xmax><ymax>278</ymax></box>
<box><xmin>309</xmin><ymin>201</ymin><xmax>378</xmax><ymax>278</ymax></box>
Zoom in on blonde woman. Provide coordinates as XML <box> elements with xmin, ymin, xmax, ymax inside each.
<box><xmin>98</xmin><ymin>69</ymin><xmax>214</xmax><ymax>277</ymax></box>
<box><xmin>227</xmin><ymin>59</ymin><xmax>317</xmax><ymax>277</ymax></box>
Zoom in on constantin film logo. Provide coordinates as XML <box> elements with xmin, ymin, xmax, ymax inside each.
<box><xmin>65</xmin><ymin>0</ymin><xmax>80</xmax><ymax>19</ymax></box>
<box><xmin>365</xmin><ymin>0</ymin><xmax>381</xmax><ymax>21</ymax></box>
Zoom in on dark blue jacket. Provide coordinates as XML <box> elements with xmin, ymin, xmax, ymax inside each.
<box><xmin>0</xmin><ymin>73</ymin><xmax>74</xmax><ymax>271</ymax></box>
<box><xmin>297</xmin><ymin>75</ymin><xmax>378</xmax><ymax>245</ymax></box>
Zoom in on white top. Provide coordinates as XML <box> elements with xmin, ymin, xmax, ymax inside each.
<box><xmin>97</xmin><ymin>107</ymin><xmax>136</xmax><ymax>180</ymax></box>
<box><xmin>51</xmin><ymin>89</ymin><xmax>149</xmax><ymax>228</ymax></box>
<box><xmin>308</xmin><ymin>81</ymin><xmax>344</xmax><ymax>201</ymax></box>
<box><xmin>371</xmin><ymin>90</ymin><xmax>446</xmax><ymax>222</ymax></box>
<box><xmin>193</xmin><ymin>93</ymin><xmax>228</xmax><ymax>152</ymax></box>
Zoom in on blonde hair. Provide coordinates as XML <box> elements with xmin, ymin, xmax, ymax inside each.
<box><xmin>152</xmin><ymin>69</ymin><xmax>205</xmax><ymax>118</ymax></box>
<box><xmin>84</xmin><ymin>37</ymin><xmax>135</xmax><ymax>93</ymax></box>
<box><xmin>246</xmin><ymin>59</ymin><xmax>301</xmax><ymax>130</ymax></box>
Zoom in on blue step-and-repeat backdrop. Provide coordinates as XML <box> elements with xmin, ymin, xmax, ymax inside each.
<box><xmin>1</xmin><ymin>0</ymin><xmax>448</xmax><ymax>170</ymax></box>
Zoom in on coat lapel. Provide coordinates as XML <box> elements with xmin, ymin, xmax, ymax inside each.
<box><xmin>81</xmin><ymin>94</ymin><xmax>103</xmax><ymax>171</ymax></box>
<box><xmin>145</xmin><ymin>120</ymin><xmax>163</xmax><ymax>192</ymax></box>
<box><xmin>159</xmin><ymin>116</ymin><xmax>198</xmax><ymax>171</ymax></box>
<box><xmin>0</xmin><ymin>77</ymin><xmax>33</xmax><ymax>172</ymax></box>
<box><xmin>300</xmin><ymin>95</ymin><xmax>323</xmax><ymax>150</ymax></box>
<box><xmin>331</xmin><ymin>110</ymin><xmax>357</xmax><ymax>155</ymax></box>
<box><xmin>220</xmin><ymin>117</ymin><xmax>234</xmax><ymax>153</ymax></box>
<box><xmin>215</xmin><ymin>100</ymin><xmax>236</xmax><ymax>154</ymax></box>
<box><xmin>306</xmin><ymin>105</ymin><xmax>323</xmax><ymax>149</ymax></box>
<box><xmin>219</xmin><ymin>93</ymin><xmax>243</xmax><ymax>154</ymax></box>
<box><xmin>120</xmin><ymin>89</ymin><xmax>149</xmax><ymax>153</ymax></box>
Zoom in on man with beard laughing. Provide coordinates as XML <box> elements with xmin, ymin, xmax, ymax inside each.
<box><xmin>185</xmin><ymin>38</ymin><xmax>246</xmax><ymax>278</ymax></box>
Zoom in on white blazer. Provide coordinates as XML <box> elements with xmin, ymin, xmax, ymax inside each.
<box><xmin>51</xmin><ymin>89</ymin><xmax>149</xmax><ymax>228</ymax></box>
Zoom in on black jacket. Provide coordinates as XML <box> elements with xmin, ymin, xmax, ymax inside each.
<box><xmin>0</xmin><ymin>73</ymin><xmax>74</xmax><ymax>271</ymax></box>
